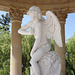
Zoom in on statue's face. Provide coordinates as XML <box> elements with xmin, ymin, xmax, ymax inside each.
<box><xmin>28</xmin><ymin>11</ymin><xmax>41</xmax><ymax>21</ymax></box>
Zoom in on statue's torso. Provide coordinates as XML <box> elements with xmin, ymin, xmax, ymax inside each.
<box><xmin>31</xmin><ymin>21</ymin><xmax>50</xmax><ymax>47</ymax></box>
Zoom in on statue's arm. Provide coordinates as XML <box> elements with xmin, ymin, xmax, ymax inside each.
<box><xmin>18</xmin><ymin>22</ymin><xmax>34</xmax><ymax>35</ymax></box>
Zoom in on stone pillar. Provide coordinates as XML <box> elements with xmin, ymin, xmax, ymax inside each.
<box><xmin>9</xmin><ymin>7</ymin><xmax>24</xmax><ymax>75</ymax></box>
<box><xmin>54</xmin><ymin>8</ymin><xmax>68</xmax><ymax>75</ymax></box>
<box><xmin>55</xmin><ymin>21</ymin><xmax>65</xmax><ymax>75</ymax></box>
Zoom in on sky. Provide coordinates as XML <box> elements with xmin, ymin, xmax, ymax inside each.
<box><xmin>0</xmin><ymin>11</ymin><xmax>75</xmax><ymax>40</ymax></box>
<box><xmin>65</xmin><ymin>13</ymin><xmax>75</xmax><ymax>39</ymax></box>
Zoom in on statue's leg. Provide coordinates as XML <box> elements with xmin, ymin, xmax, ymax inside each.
<box><xmin>30</xmin><ymin>43</ymin><xmax>50</xmax><ymax>75</ymax></box>
<box><xmin>30</xmin><ymin>57</ymin><xmax>41</xmax><ymax>75</ymax></box>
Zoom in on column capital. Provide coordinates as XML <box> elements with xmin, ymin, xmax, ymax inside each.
<box><xmin>53</xmin><ymin>8</ymin><xmax>68</xmax><ymax>22</ymax></box>
<box><xmin>9</xmin><ymin>7</ymin><xmax>25</xmax><ymax>23</ymax></box>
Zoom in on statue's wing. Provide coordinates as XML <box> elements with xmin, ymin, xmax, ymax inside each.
<box><xmin>44</xmin><ymin>11</ymin><xmax>63</xmax><ymax>47</ymax></box>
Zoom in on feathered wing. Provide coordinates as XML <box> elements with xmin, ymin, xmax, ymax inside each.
<box><xmin>44</xmin><ymin>11</ymin><xmax>63</xmax><ymax>47</ymax></box>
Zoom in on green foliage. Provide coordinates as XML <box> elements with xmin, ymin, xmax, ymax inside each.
<box><xmin>3</xmin><ymin>59</ymin><xmax>10</xmax><ymax>75</ymax></box>
<box><xmin>0</xmin><ymin>59</ymin><xmax>10</xmax><ymax>75</ymax></box>
<box><xmin>22</xmin><ymin>67</ymin><xmax>30</xmax><ymax>75</ymax></box>
<box><xmin>0</xmin><ymin>13</ymin><xmax>10</xmax><ymax>31</ymax></box>
<box><xmin>22</xmin><ymin>35</ymin><xmax>35</xmax><ymax>75</ymax></box>
<box><xmin>0</xmin><ymin>28</ymin><xmax>10</xmax><ymax>75</ymax></box>
<box><xmin>0</xmin><ymin>13</ymin><xmax>10</xmax><ymax>75</ymax></box>
<box><xmin>51</xmin><ymin>38</ymin><xmax>55</xmax><ymax>51</ymax></box>
<box><xmin>66</xmin><ymin>33</ymin><xmax>75</xmax><ymax>75</ymax></box>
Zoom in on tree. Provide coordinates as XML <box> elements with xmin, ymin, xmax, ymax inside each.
<box><xmin>66</xmin><ymin>33</ymin><xmax>75</xmax><ymax>75</ymax></box>
<box><xmin>0</xmin><ymin>28</ymin><xmax>11</xmax><ymax>75</ymax></box>
<box><xmin>22</xmin><ymin>35</ymin><xmax>35</xmax><ymax>75</ymax></box>
<box><xmin>0</xmin><ymin>13</ymin><xmax>10</xmax><ymax>31</ymax></box>
<box><xmin>0</xmin><ymin>13</ymin><xmax>10</xmax><ymax>75</ymax></box>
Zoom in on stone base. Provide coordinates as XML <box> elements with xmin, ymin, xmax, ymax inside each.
<box><xmin>30</xmin><ymin>51</ymin><xmax>61</xmax><ymax>75</ymax></box>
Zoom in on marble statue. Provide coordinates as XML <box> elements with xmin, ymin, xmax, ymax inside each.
<box><xmin>18</xmin><ymin>6</ymin><xmax>63</xmax><ymax>75</ymax></box>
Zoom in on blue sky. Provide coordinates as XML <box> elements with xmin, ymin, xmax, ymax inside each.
<box><xmin>65</xmin><ymin>13</ymin><xmax>75</xmax><ymax>39</ymax></box>
<box><xmin>0</xmin><ymin>11</ymin><xmax>75</xmax><ymax>40</ymax></box>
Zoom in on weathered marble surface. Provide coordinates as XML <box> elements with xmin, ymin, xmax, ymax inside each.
<box><xmin>30</xmin><ymin>51</ymin><xmax>61</xmax><ymax>75</ymax></box>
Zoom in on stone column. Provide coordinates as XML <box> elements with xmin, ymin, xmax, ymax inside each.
<box><xmin>54</xmin><ymin>8</ymin><xmax>68</xmax><ymax>75</ymax></box>
<box><xmin>9</xmin><ymin>7</ymin><xmax>24</xmax><ymax>75</ymax></box>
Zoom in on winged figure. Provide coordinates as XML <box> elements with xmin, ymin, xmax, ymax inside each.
<box><xmin>18</xmin><ymin>6</ymin><xmax>63</xmax><ymax>75</ymax></box>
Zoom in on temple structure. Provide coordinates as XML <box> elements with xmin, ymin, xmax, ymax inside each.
<box><xmin>0</xmin><ymin>0</ymin><xmax>75</xmax><ymax>75</ymax></box>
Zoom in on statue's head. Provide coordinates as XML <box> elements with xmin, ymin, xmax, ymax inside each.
<box><xmin>27</xmin><ymin>6</ymin><xmax>42</xmax><ymax>20</ymax></box>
